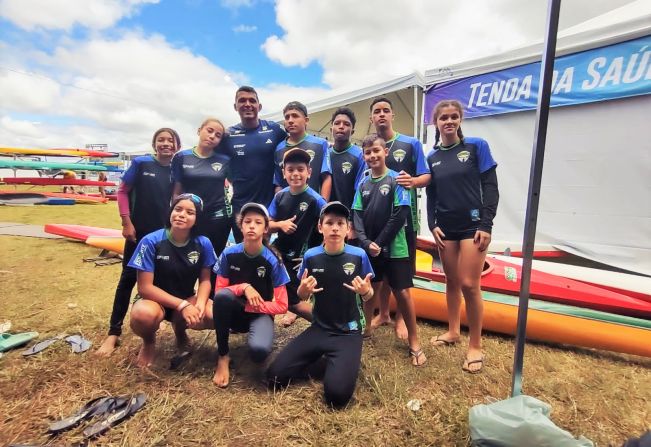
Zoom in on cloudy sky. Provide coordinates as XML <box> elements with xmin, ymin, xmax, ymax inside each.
<box><xmin>0</xmin><ymin>0</ymin><xmax>636</xmax><ymax>152</ymax></box>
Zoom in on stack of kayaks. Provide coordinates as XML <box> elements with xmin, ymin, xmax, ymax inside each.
<box><xmin>0</xmin><ymin>190</ymin><xmax>108</xmax><ymax>204</ymax></box>
<box><xmin>44</xmin><ymin>224</ymin><xmax>651</xmax><ymax>357</ymax></box>
<box><xmin>0</xmin><ymin>147</ymin><xmax>118</xmax><ymax>158</ymax></box>
<box><xmin>0</xmin><ymin>192</ymin><xmax>74</xmax><ymax>206</ymax></box>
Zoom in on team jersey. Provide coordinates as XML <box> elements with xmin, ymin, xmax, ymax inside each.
<box><xmin>298</xmin><ymin>244</ymin><xmax>374</xmax><ymax>334</ymax></box>
<box><xmin>426</xmin><ymin>137</ymin><xmax>498</xmax><ymax>232</ymax></box>
<box><xmin>385</xmin><ymin>133</ymin><xmax>429</xmax><ymax>232</ymax></box>
<box><xmin>273</xmin><ymin>134</ymin><xmax>331</xmax><ymax>193</ymax></box>
<box><xmin>128</xmin><ymin>229</ymin><xmax>217</xmax><ymax>299</ymax></box>
<box><xmin>352</xmin><ymin>169</ymin><xmax>411</xmax><ymax>258</ymax></box>
<box><xmin>221</xmin><ymin>120</ymin><xmax>286</xmax><ymax>212</ymax></box>
<box><xmin>121</xmin><ymin>155</ymin><xmax>173</xmax><ymax>236</ymax></box>
<box><xmin>329</xmin><ymin>144</ymin><xmax>367</xmax><ymax>209</ymax></box>
<box><xmin>268</xmin><ymin>185</ymin><xmax>327</xmax><ymax>259</ymax></box>
<box><xmin>170</xmin><ymin>149</ymin><xmax>231</xmax><ymax>220</ymax></box>
<box><xmin>213</xmin><ymin>244</ymin><xmax>290</xmax><ymax>302</ymax></box>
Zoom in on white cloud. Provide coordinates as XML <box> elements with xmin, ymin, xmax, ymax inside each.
<box><xmin>262</xmin><ymin>0</ymin><xmax>638</xmax><ymax>89</ymax></box>
<box><xmin>0</xmin><ymin>0</ymin><xmax>158</xmax><ymax>31</ymax></box>
<box><xmin>232</xmin><ymin>24</ymin><xmax>257</xmax><ymax>33</ymax></box>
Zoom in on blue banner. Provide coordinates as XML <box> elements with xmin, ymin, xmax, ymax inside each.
<box><xmin>424</xmin><ymin>35</ymin><xmax>651</xmax><ymax>121</ymax></box>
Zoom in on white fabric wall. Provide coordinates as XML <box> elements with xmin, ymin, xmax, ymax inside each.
<box><xmin>422</xmin><ymin>94</ymin><xmax>651</xmax><ymax>275</ymax></box>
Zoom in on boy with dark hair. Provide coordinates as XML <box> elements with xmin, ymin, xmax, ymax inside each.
<box><xmin>352</xmin><ymin>133</ymin><xmax>426</xmax><ymax>367</ymax></box>
<box><xmin>268</xmin><ymin>148</ymin><xmax>327</xmax><ymax>325</ymax></box>
<box><xmin>267</xmin><ymin>202</ymin><xmax>374</xmax><ymax>408</ymax></box>
<box><xmin>368</xmin><ymin>97</ymin><xmax>430</xmax><ymax>339</ymax></box>
<box><xmin>274</xmin><ymin>101</ymin><xmax>332</xmax><ymax>200</ymax></box>
<box><xmin>222</xmin><ymin>85</ymin><xmax>287</xmax><ymax>242</ymax></box>
<box><xmin>329</xmin><ymin>107</ymin><xmax>366</xmax><ymax>209</ymax></box>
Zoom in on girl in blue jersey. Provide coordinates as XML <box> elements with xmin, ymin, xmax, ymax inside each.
<box><xmin>172</xmin><ymin>117</ymin><xmax>231</xmax><ymax>257</ymax></box>
<box><xmin>96</xmin><ymin>128</ymin><xmax>180</xmax><ymax>357</ymax></box>
<box><xmin>212</xmin><ymin>203</ymin><xmax>290</xmax><ymax>388</ymax></box>
<box><xmin>128</xmin><ymin>193</ymin><xmax>217</xmax><ymax>368</ymax></box>
<box><xmin>426</xmin><ymin>100</ymin><xmax>499</xmax><ymax>373</ymax></box>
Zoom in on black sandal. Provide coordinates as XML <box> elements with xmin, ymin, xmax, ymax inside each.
<box><xmin>82</xmin><ymin>393</ymin><xmax>147</xmax><ymax>439</ymax></box>
<box><xmin>48</xmin><ymin>396</ymin><xmax>127</xmax><ymax>434</ymax></box>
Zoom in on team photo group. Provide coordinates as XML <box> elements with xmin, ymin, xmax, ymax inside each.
<box><xmin>95</xmin><ymin>85</ymin><xmax>499</xmax><ymax>409</ymax></box>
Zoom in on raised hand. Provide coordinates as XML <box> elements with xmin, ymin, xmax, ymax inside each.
<box><xmin>343</xmin><ymin>272</ymin><xmax>373</xmax><ymax>298</ymax></box>
<box><xmin>279</xmin><ymin>215</ymin><xmax>298</xmax><ymax>234</ymax></box>
<box><xmin>297</xmin><ymin>268</ymin><xmax>323</xmax><ymax>299</ymax></box>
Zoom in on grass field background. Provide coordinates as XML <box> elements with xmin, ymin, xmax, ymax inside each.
<box><xmin>0</xmin><ymin>202</ymin><xmax>649</xmax><ymax>446</ymax></box>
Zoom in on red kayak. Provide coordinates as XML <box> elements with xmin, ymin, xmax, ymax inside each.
<box><xmin>44</xmin><ymin>224</ymin><xmax>122</xmax><ymax>241</ymax></box>
<box><xmin>0</xmin><ymin>177</ymin><xmax>116</xmax><ymax>186</ymax></box>
<box><xmin>415</xmin><ymin>248</ymin><xmax>651</xmax><ymax>319</ymax></box>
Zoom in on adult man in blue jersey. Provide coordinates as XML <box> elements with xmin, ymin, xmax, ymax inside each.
<box><xmin>369</xmin><ymin>97</ymin><xmax>431</xmax><ymax>340</ymax></box>
<box><xmin>223</xmin><ymin>86</ymin><xmax>287</xmax><ymax>242</ymax></box>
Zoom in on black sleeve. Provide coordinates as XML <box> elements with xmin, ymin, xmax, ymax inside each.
<box><xmin>426</xmin><ymin>179</ymin><xmax>437</xmax><ymax>232</ymax></box>
<box><xmin>479</xmin><ymin>166</ymin><xmax>499</xmax><ymax>233</ymax></box>
<box><xmin>374</xmin><ymin>205</ymin><xmax>409</xmax><ymax>249</ymax></box>
<box><xmin>353</xmin><ymin>209</ymin><xmax>372</xmax><ymax>252</ymax></box>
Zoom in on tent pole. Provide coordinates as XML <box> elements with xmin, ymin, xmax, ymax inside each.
<box><xmin>510</xmin><ymin>0</ymin><xmax>561</xmax><ymax>397</ymax></box>
<box><xmin>419</xmin><ymin>88</ymin><xmax>426</xmax><ymax>143</ymax></box>
<box><xmin>413</xmin><ymin>86</ymin><xmax>418</xmax><ymax>137</ymax></box>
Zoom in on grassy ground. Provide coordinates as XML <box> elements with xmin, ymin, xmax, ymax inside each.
<box><xmin>0</xmin><ymin>202</ymin><xmax>649</xmax><ymax>446</ymax></box>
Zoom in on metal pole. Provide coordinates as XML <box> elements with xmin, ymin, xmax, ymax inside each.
<box><xmin>511</xmin><ymin>0</ymin><xmax>562</xmax><ymax>397</ymax></box>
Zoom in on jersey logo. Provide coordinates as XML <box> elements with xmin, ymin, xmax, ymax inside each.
<box><xmin>402</xmin><ymin>190</ymin><xmax>410</xmax><ymax>201</ymax></box>
<box><xmin>457</xmin><ymin>151</ymin><xmax>470</xmax><ymax>163</ymax></box>
<box><xmin>379</xmin><ymin>184</ymin><xmax>391</xmax><ymax>196</ymax></box>
<box><xmin>211</xmin><ymin>162</ymin><xmax>223</xmax><ymax>171</ymax></box>
<box><xmin>230</xmin><ymin>265</ymin><xmax>241</xmax><ymax>271</ymax></box>
<box><xmin>234</xmin><ymin>144</ymin><xmax>246</xmax><ymax>148</ymax></box>
<box><xmin>362</xmin><ymin>190</ymin><xmax>370</xmax><ymax>197</ymax></box>
<box><xmin>262</xmin><ymin>126</ymin><xmax>268</xmax><ymax>131</ymax></box>
<box><xmin>299</xmin><ymin>202</ymin><xmax>308</xmax><ymax>212</ymax></box>
<box><xmin>287</xmin><ymin>250</ymin><xmax>295</xmax><ymax>257</ymax></box>
<box><xmin>305</xmin><ymin>149</ymin><xmax>315</xmax><ymax>162</ymax></box>
<box><xmin>266</xmin><ymin>138</ymin><xmax>273</xmax><ymax>144</ymax></box>
<box><xmin>393</xmin><ymin>149</ymin><xmax>406</xmax><ymax>163</ymax></box>
<box><xmin>257</xmin><ymin>266</ymin><xmax>266</xmax><ymax>277</ymax></box>
<box><xmin>347</xmin><ymin>320</ymin><xmax>359</xmax><ymax>331</ymax></box>
<box><xmin>470</xmin><ymin>209</ymin><xmax>480</xmax><ymax>221</ymax></box>
<box><xmin>156</xmin><ymin>255</ymin><xmax>170</xmax><ymax>260</ymax></box>
<box><xmin>312</xmin><ymin>268</ymin><xmax>324</xmax><ymax>273</ymax></box>
<box><xmin>237</xmin><ymin>150</ymin><xmax>245</xmax><ymax>156</ymax></box>
<box><xmin>431</xmin><ymin>161</ymin><xmax>441</xmax><ymax>168</ymax></box>
<box><xmin>342</xmin><ymin>262</ymin><xmax>355</xmax><ymax>275</ymax></box>
<box><xmin>182</xmin><ymin>164</ymin><xmax>195</xmax><ymax>169</ymax></box>
<box><xmin>133</xmin><ymin>246</ymin><xmax>145</xmax><ymax>267</ymax></box>
<box><xmin>341</xmin><ymin>161</ymin><xmax>352</xmax><ymax>174</ymax></box>
<box><xmin>187</xmin><ymin>251</ymin><xmax>200</xmax><ymax>264</ymax></box>
<box><xmin>143</xmin><ymin>171</ymin><xmax>156</xmax><ymax>177</ymax></box>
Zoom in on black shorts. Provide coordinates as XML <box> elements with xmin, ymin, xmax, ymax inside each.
<box><xmin>369</xmin><ymin>256</ymin><xmax>413</xmax><ymax>290</ymax></box>
<box><xmin>406</xmin><ymin>230</ymin><xmax>416</xmax><ymax>276</ymax></box>
<box><xmin>283</xmin><ymin>257</ymin><xmax>302</xmax><ymax>306</ymax></box>
<box><xmin>441</xmin><ymin>228</ymin><xmax>477</xmax><ymax>241</ymax></box>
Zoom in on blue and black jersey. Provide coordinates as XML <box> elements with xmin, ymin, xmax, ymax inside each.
<box><xmin>352</xmin><ymin>169</ymin><xmax>411</xmax><ymax>258</ymax></box>
<box><xmin>213</xmin><ymin>244</ymin><xmax>290</xmax><ymax>302</ymax></box>
<box><xmin>385</xmin><ymin>133</ymin><xmax>428</xmax><ymax>232</ymax></box>
<box><xmin>170</xmin><ymin>149</ymin><xmax>231</xmax><ymax>220</ymax></box>
<box><xmin>121</xmin><ymin>155</ymin><xmax>173</xmax><ymax>236</ymax></box>
<box><xmin>273</xmin><ymin>134</ymin><xmax>331</xmax><ymax>193</ymax></box>
<box><xmin>298</xmin><ymin>245</ymin><xmax>374</xmax><ymax>334</ymax></box>
<box><xmin>128</xmin><ymin>229</ymin><xmax>217</xmax><ymax>299</ymax></box>
<box><xmin>426</xmin><ymin>136</ymin><xmax>498</xmax><ymax>233</ymax></box>
<box><xmin>268</xmin><ymin>186</ymin><xmax>327</xmax><ymax>259</ymax></box>
<box><xmin>329</xmin><ymin>144</ymin><xmax>366</xmax><ymax>209</ymax></box>
<box><xmin>221</xmin><ymin>120</ymin><xmax>286</xmax><ymax>212</ymax></box>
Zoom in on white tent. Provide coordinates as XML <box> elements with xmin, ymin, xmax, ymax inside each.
<box><xmin>263</xmin><ymin>2</ymin><xmax>651</xmax><ymax>275</ymax></box>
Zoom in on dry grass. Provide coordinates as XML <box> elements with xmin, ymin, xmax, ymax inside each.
<box><xmin>0</xmin><ymin>202</ymin><xmax>649</xmax><ymax>446</ymax></box>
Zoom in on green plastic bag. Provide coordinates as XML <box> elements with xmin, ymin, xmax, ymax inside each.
<box><xmin>469</xmin><ymin>395</ymin><xmax>593</xmax><ymax>447</ymax></box>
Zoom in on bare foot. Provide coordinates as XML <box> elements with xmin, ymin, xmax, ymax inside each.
<box><xmin>95</xmin><ymin>335</ymin><xmax>120</xmax><ymax>357</ymax></box>
<box><xmin>430</xmin><ymin>332</ymin><xmax>460</xmax><ymax>347</ymax></box>
<box><xmin>281</xmin><ymin>312</ymin><xmax>298</xmax><ymax>327</ymax></box>
<box><xmin>212</xmin><ymin>355</ymin><xmax>230</xmax><ymax>388</ymax></box>
<box><xmin>371</xmin><ymin>313</ymin><xmax>393</xmax><ymax>329</ymax></box>
<box><xmin>409</xmin><ymin>346</ymin><xmax>427</xmax><ymax>366</ymax></box>
<box><xmin>136</xmin><ymin>341</ymin><xmax>156</xmax><ymax>368</ymax></box>
<box><xmin>462</xmin><ymin>349</ymin><xmax>484</xmax><ymax>373</ymax></box>
<box><xmin>394</xmin><ymin>317</ymin><xmax>408</xmax><ymax>340</ymax></box>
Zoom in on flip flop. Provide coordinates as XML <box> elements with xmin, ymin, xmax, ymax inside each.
<box><xmin>169</xmin><ymin>350</ymin><xmax>192</xmax><ymax>370</ymax></box>
<box><xmin>462</xmin><ymin>356</ymin><xmax>485</xmax><ymax>374</ymax></box>
<box><xmin>21</xmin><ymin>335</ymin><xmax>65</xmax><ymax>356</ymax></box>
<box><xmin>409</xmin><ymin>348</ymin><xmax>427</xmax><ymax>367</ymax></box>
<box><xmin>0</xmin><ymin>332</ymin><xmax>39</xmax><ymax>353</ymax></box>
<box><xmin>64</xmin><ymin>335</ymin><xmax>92</xmax><ymax>353</ymax></box>
<box><xmin>431</xmin><ymin>335</ymin><xmax>458</xmax><ymax>347</ymax></box>
<box><xmin>48</xmin><ymin>396</ymin><xmax>128</xmax><ymax>434</ymax></box>
<box><xmin>82</xmin><ymin>393</ymin><xmax>147</xmax><ymax>439</ymax></box>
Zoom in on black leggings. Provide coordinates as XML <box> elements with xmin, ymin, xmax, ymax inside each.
<box><xmin>267</xmin><ymin>325</ymin><xmax>363</xmax><ymax>408</ymax></box>
<box><xmin>212</xmin><ymin>289</ymin><xmax>274</xmax><ymax>363</ymax></box>
<box><xmin>107</xmin><ymin>238</ymin><xmax>139</xmax><ymax>336</ymax></box>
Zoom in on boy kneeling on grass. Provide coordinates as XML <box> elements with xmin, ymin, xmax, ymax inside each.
<box><xmin>267</xmin><ymin>202</ymin><xmax>374</xmax><ymax>408</ymax></box>
<box><xmin>352</xmin><ymin>133</ymin><xmax>426</xmax><ymax>366</ymax></box>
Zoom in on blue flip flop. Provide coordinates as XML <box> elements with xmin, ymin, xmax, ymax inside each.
<box><xmin>21</xmin><ymin>335</ymin><xmax>64</xmax><ymax>356</ymax></box>
<box><xmin>64</xmin><ymin>335</ymin><xmax>92</xmax><ymax>353</ymax></box>
<box><xmin>0</xmin><ymin>332</ymin><xmax>39</xmax><ymax>353</ymax></box>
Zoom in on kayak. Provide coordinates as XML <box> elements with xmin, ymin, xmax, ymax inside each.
<box><xmin>85</xmin><ymin>236</ymin><xmax>125</xmax><ymax>253</ymax></box>
<box><xmin>416</xmin><ymin>235</ymin><xmax>565</xmax><ymax>258</ymax></box>
<box><xmin>0</xmin><ymin>177</ymin><xmax>116</xmax><ymax>186</ymax></box>
<box><xmin>0</xmin><ymin>190</ymin><xmax>108</xmax><ymax>204</ymax></box>
<box><xmin>0</xmin><ymin>147</ymin><xmax>118</xmax><ymax>158</ymax></box>
<box><xmin>403</xmin><ymin>277</ymin><xmax>651</xmax><ymax>357</ymax></box>
<box><xmin>489</xmin><ymin>254</ymin><xmax>651</xmax><ymax>305</ymax></box>
<box><xmin>44</xmin><ymin>224</ymin><xmax>122</xmax><ymax>241</ymax></box>
<box><xmin>0</xmin><ymin>160</ymin><xmax>122</xmax><ymax>172</ymax></box>
<box><xmin>0</xmin><ymin>192</ymin><xmax>49</xmax><ymax>205</ymax></box>
<box><xmin>416</xmin><ymin>250</ymin><xmax>651</xmax><ymax>319</ymax></box>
